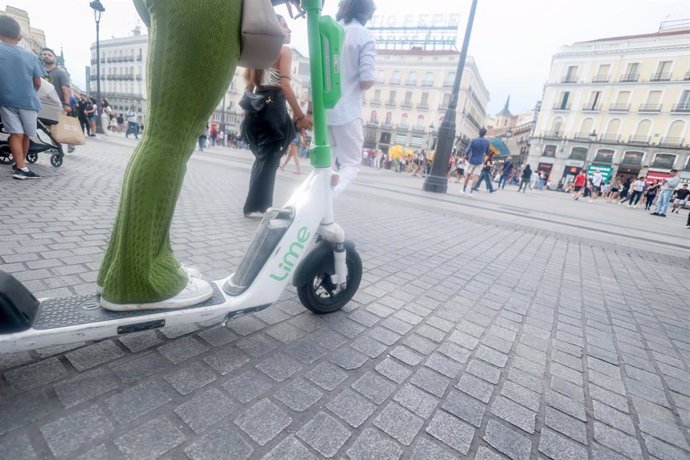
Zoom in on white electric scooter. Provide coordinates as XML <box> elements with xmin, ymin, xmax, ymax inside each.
<box><xmin>0</xmin><ymin>0</ymin><xmax>362</xmax><ymax>354</ymax></box>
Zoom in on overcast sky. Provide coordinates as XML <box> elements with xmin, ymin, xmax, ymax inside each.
<box><xmin>5</xmin><ymin>0</ymin><xmax>689</xmax><ymax>115</ymax></box>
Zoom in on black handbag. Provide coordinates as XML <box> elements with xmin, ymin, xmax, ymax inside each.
<box><xmin>239</xmin><ymin>90</ymin><xmax>267</xmax><ymax>113</ymax></box>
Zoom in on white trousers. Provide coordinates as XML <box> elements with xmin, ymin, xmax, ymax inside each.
<box><xmin>328</xmin><ymin>118</ymin><xmax>363</xmax><ymax>198</ymax></box>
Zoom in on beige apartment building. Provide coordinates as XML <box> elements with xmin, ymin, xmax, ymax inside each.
<box><xmin>362</xmin><ymin>50</ymin><xmax>489</xmax><ymax>153</ymax></box>
<box><xmin>528</xmin><ymin>21</ymin><xmax>690</xmax><ymax>185</ymax></box>
<box><xmin>2</xmin><ymin>5</ymin><xmax>46</xmax><ymax>55</ymax></box>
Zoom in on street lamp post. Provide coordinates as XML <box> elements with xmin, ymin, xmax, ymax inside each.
<box><xmin>90</xmin><ymin>0</ymin><xmax>105</xmax><ymax>134</ymax></box>
<box><xmin>423</xmin><ymin>0</ymin><xmax>479</xmax><ymax>193</ymax></box>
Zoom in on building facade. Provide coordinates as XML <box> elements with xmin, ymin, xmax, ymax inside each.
<box><xmin>2</xmin><ymin>5</ymin><xmax>45</xmax><ymax>55</ymax></box>
<box><xmin>89</xmin><ymin>31</ymin><xmax>148</xmax><ymax>123</ymax></box>
<box><xmin>528</xmin><ymin>22</ymin><xmax>690</xmax><ymax>186</ymax></box>
<box><xmin>361</xmin><ymin>50</ymin><xmax>489</xmax><ymax>154</ymax></box>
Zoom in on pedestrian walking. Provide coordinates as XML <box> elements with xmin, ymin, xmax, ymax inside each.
<box><xmin>241</xmin><ymin>15</ymin><xmax>312</xmax><ymax>218</ymax></box>
<box><xmin>670</xmin><ymin>183</ymin><xmax>689</xmax><ymax>214</ymax></box>
<box><xmin>198</xmin><ymin>123</ymin><xmax>208</xmax><ymax>152</ymax></box>
<box><xmin>42</xmin><ymin>47</ymin><xmax>74</xmax><ymax>151</ymax></box>
<box><xmin>326</xmin><ymin>0</ymin><xmax>377</xmax><ymax>198</ymax></box>
<box><xmin>455</xmin><ymin>154</ymin><xmax>467</xmax><ymax>183</ymax></box>
<box><xmin>651</xmin><ymin>169</ymin><xmax>681</xmax><ymax>217</ymax></box>
<box><xmin>0</xmin><ymin>14</ymin><xmax>45</xmax><ymax>179</ymax></box>
<box><xmin>518</xmin><ymin>164</ymin><xmax>532</xmax><ymax>192</ymax></box>
<box><xmin>125</xmin><ymin>106</ymin><xmax>139</xmax><ymax>139</ymax></box>
<box><xmin>644</xmin><ymin>180</ymin><xmax>660</xmax><ymax>210</ymax></box>
<box><xmin>571</xmin><ymin>170</ymin><xmax>587</xmax><ymax>200</ymax></box>
<box><xmin>626</xmin><ymin>177</ymin><xmax>646</xmax><ymax>207</ymax></box>
<box><xmin>461</xmin><ymin>127</ymin><xmax>491</xmax><ymax>196</ymax></box>
<box><xmin>280</xmin><ymin>131</ymin><xmax>303</xmax><ymax>174</ymax></box>
<box><xmin>588</xmin><ymin>170</ymin><xmax>604</xmax><ymax>202</ymax></box>
<box><xmin>498</xmin><ymin>157</ymin><xmax>513</xmax><ymax>189</ymax></box>
<box><xmin>473</xmin><ymin>155</ymin><xmax>496</xmax><ymax>193</ymax></box>
<box><xmin>85</xmin><ymin>97</ymin><xmax>98</xmax><ymax>136</ymax></box>
<box><xmin>100</xmin><ymin>99</ymin><xmax>113</xmax><ymax>136</ymax></box>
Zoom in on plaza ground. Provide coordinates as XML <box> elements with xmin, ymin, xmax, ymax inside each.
<box><xmin>0</xmin><ymin>136</ymin><xmax>688</xmax><ymax>459</ymax></box>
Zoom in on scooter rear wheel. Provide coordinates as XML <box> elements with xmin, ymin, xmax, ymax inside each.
<box><xmin>297</xmin><ymin>246</ymin><xmax>362</xmax><ymax>314</ymax></box>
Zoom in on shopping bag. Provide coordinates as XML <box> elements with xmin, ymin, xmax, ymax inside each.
<box><xmin>50</xmin><ymin>114</ymin><xmax>86</xmax><ymax>145</ymax></box>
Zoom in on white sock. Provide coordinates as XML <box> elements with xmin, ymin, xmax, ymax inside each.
<box><xmin>20</xmin><ymin>166</ymin><xmax>29</xmax><ymax>172</ymax></box>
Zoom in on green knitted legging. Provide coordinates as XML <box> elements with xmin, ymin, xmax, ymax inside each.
<box><xmin>97</xmin><ymin>0</ymin><xmax>241</xmax><ymax>303</ymax></box>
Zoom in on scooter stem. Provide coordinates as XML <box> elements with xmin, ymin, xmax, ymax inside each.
<box><xmin>303</xmin><ymin>0</ymin><xmax>330</xmax><ymax>168</ymax></box>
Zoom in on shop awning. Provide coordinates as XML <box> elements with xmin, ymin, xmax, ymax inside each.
<box><xmin>490</xmin><ymin>138</ymin><xmax>511</xmax><ymax>159</ymax></box>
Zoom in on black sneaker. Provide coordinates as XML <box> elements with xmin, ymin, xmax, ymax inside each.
<box><xmin>12</xmin><ymin>168</ymin><xmax>40</xmax><ymax>180</ymax></box>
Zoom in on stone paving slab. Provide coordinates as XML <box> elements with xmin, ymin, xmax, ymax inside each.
<box><xmin>0</xmin><ymin>139</ymin><xmax>689</xmax><ymax>459</ymax></box>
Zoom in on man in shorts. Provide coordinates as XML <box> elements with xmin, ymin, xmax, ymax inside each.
<box><xmin>670</xmin><ymin>183</ymin><xmax>689</xmax><ymax>214</ymax></box>
<box><xmin>461</xmin><ymin>127</ymin><xmax>491</xmax><ymax>196</ymax></box>
<box><xmin>0</xmin><ymin>15</ymin><xmax>45</xmax><ymax>180</ymax></box>
<box><xmin>571</xmin><ymin>170</ymin><xmax>587</xmax><ymax>200</ymax></box>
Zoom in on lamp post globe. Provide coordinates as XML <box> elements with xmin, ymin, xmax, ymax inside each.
<box><xmin>90</xmin><ymin>0</ymin><xmax>106</xmax><ymax>134</ymax></box>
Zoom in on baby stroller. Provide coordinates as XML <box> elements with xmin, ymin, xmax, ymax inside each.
<box><xmin>0</xmin><ymin>117</ymin><xmax>65</xmax><ymax>168</ymax></box>
<box><xmin>0</xmin><ymin>78</ymin><xmax>66</xmax><ymax>168</ymax></box>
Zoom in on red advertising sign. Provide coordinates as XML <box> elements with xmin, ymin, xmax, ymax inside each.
<box><xmin>646</xmin><ymin>171</ymin><xmax>670</xmax><ymax>182</ymax></box>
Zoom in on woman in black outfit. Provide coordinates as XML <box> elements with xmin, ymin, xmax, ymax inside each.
<box><xmin>241</xmin><ymin>15</ymin><xmax>313</xmax><ymax>218</ymax></box>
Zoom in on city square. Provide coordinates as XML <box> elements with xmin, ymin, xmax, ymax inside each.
<box><xmin>1</xmin><ymin>0</ymin><xmax>690</xmax><ymax>458</ymax></box>
<box><xmin>0</xmin><ymin>138</ymin><xmax>689</xmax><ymax>459</ymax></box>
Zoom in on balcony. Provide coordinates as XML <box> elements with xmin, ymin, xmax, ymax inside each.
<box><xmin>592</xmin><ymin>75</ymin><xmax>609</xmax><ymax>83</ymax></box>
<box><xmin>397</xmin><ymin>124</ymin><xmax>409</xmax><ymax>131</ymax></box>
<box><xmin>421</xmin><ymin>81</ymin><xmax>434</xmax><ymax>87</ymax></box>
<box><xmin>671</xmin><ymin>104</ymin><xmax>690</xmax><ymax>113</ymax></box>
<box><xmin>389</xmin><ymin>79</ymin><xmax>400</xmax><ymax>85</ymax></box>
<box><xmin>405</xmin><ymin>80</ymin><xmax>417</xmax><ymax>86</ymax></box>
<box><xmin>416</xmin><ymin>103</ymin><xmax>429</xmax><ymax>110</ymax></box>
<box><xmin>650</xmin><ymin>72</ymin><xmax>671</xmax><ymax>81</ymax></box>
<box><xmin>685</xmin><ymin>71</ymin><xmax>690</xmax><ymax>81</ymax></box>
<box><xmin>561</xmin><ymin>76</ymin><xmax>578</xmax><ymax>83</ymax></box>
<box><xmin>599</xmin><ymin>134</ymin><xmax>620</xmax><ymax>143</ymax></box>
<box><xmin>443</xmin><ymin>82</ymin><xmax>453</xmax><ymax>87</ymax></box>
<box><xmin>365</xmin><ymin>120</ymin><xmax>380</xmax><ymax>127</ymax></box>
<box><xmin>581</xmin><ymin>104</ymin><xmax>601</xmax><ymax>112</ymax></box>
<box><xmin>638</xmin><ymin>104</ymin><xmax>662</xmax><ymax>112</ymax></box>
<box><xmin>137</xmin><ymin>56</ymin><xmax>143</xmax><ymax>62</ymax></box>
<box><xmin>573</xmin><ymin>132</ymin><xmax>596</xmax><ymax>141</ymax></box>
<box><xmin>542</xmin><ymin>130</ymin><xmax>563</xmax><ymax>139</ymax></box>
<box><xmin>619</xmin><ymin>73</ymin><xmax>639</xmax><ymax>82</ymax></box>
<box><xmin>400</xmin><ymin>102</ymin><xmax>413</xmax><ymax>109</ymax></box>
<box><xmin>385</xmin><ymin>101</ymin><xmax>397</xmax><ymax>108</ymax></box>
<box><xmin>411</xmin><ymin>125</ymin><xmax>425</xmax><ymax>133</ymax></box>
<box><xmin>609</xmin><ymin>103</ymin><xmax>630</xmax><ymax>112</ymax></box>
<box><xmin>658</xmin><ymin>137</ymin><xmax>684</xmax><ymax>147</ymax></box>
<box><xmin>369</xmin><ymin>98</ymin><xmax>381</xmax><ymax>106</ymax></box>
<box><xmin>381</xmin><ymin>122</ymin><xmax>393</xmax><ymax>128</ymax></box>
<box><xmin>628</xmin><ymin>135</ymin><xmax>650</xmax><ymax>145</ymax></box>
<box><xmin>552</xmin><ymin>103</ymin><xmax>571</xmax><ymax>111</ymax></box>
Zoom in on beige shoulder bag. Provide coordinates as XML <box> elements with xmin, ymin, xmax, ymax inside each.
<box><xmin>238</xmin><ymin>0</ymin><xmax>285</xmax><ymax>69</ymax></box>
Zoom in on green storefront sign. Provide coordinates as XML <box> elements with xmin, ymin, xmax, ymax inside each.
<box><xmin>587</xmin><ymin>164</ymin><xmax>613</xmax><ymax>182</ymax></box>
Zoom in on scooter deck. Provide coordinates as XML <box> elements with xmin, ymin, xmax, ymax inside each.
<box><xmin>0</xmin><ymin>282</ymin><xmax>269</xmax><ymax>353</ymax></box>
<box><xmin>33</xmin><ymin>284</ymin><xmax>226</xmax><ymax>330</ymax></box>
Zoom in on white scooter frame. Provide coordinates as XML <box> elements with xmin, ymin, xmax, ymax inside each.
<box><xmin>0</xmin><ymin>0</ymin><xmax>361</xmax><ymax>354</ymax></box>
<box><xmin>0</xmin><ymin>167</ymin><xmax>358</xmax><ymax>353</ymax></box>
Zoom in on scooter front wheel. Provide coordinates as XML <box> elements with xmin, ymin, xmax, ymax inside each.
<box><xmin>297</xmin><ymin>246</ymin><xmax>362</xmax><ymax>314</ymax></box>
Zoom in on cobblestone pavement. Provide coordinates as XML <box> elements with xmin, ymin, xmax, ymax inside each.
<box><xmin>1</xmin><ymin>139</ymin><xmax>689</xmax><ymax>459</ymax></box>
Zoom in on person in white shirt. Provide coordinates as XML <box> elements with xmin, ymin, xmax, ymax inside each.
<box><xmin>651</xmin><ymin>169</ymin><xmax>681</xmax><ymax>217</ymax></box>
<box><xmin>626</xmin><ymin>177</ymin><xmax>646</xmax><ymax>207</ymax></box>
<box><xmin>589</xmin><ymin>170</ymin><xmax>604</xmax><ymax>202</ymax></box>
<box><xmin>326</xmin><ymin>0</ymin><xmax>376</xmax><ymax>197</ymax></box>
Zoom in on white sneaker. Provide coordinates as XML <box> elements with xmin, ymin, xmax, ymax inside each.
<box><xmin>100</xmin><ymin>277</ymin><xmax>213</xmax><ymax>311</ymax></box>
<box><xmin>468</xmin><ymin>192</ymin><xmax>473</xmax><ymax>198</ymax></box>
<box><xmin>96</xmin><ymin>265</ymin><xmax>202</xmax><ymax>295</ymax></box>
<box><xmin>459</xmin><ymin>189</ymin><xmax>465</xmax><ymax>194</ymax></box>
